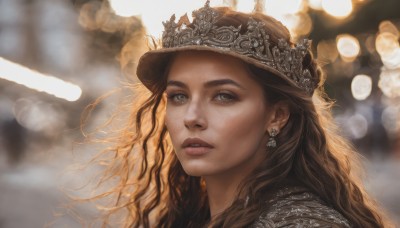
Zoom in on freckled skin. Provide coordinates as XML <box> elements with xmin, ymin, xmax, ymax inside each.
<box><xmin>165</xmin><ymin>51</ymin><xmax>273</xmax><ymax>179</ymax></box>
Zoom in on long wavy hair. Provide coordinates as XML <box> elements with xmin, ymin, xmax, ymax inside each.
<box><xmin>83</xmin><ymin>7</ymin><xmax>392</xmax><ymax>228</ymax></box>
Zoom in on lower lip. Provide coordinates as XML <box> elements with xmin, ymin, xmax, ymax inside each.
<box><xmin>183</xmin><ymin>147</ymin><xmax>212</xmax><ymax>156</ymax></box>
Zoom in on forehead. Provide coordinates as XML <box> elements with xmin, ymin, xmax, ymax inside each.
<box><xmin>167</xmin><ymin>51</ymin><xmax>253</xmax><ymax>83</ymax></box>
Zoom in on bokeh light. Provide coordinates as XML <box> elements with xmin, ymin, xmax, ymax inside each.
<box><xmin>365</xmin><ymin>35</ymin><xmax>376</xmax><ymax>54</ymax></box>
<box><xmin>321</xmin><ymin>0</ymin><xmax>352</xmax><ymax>18</ymax></box>
<box><xmin>307</xmin><ymin>0</ymin><xmax>322</xmax><ymax>10</ymax></box>
<box><xmin>379</xmin><ymin>68</ymin><xmax>400</xmax><ymax>98</ymax></box>
<box><xmin>351</xmin><ymin>74</ymin><xmax>372</xmax><ymax>100</ymax></box>
<box><xmin>317</xmin><ymin>39</ymin><xmax>339</xmax><ymax>63</ymax></box>
<box><xmin>264</xmin><ymin>0</ymin><xmax>303</xmax><ymax>17</ymax></box>
<box><xmin>379</xmin><ymin>20</ymin><xmax>399</xmax><ymax>38</ymax></box>
<box><xmin>282</xmin><ymin>13</ymin><xmax>313</xmax><ymax>39</ymax></box>
<box><xmin>381</xmin><ymin>106</ymin><xmax>400</xmax><ymax>135</ymax></box>
<box><xmin>375</xmin><ymin>32</ymin><xmax>400</xmax><ymax>58</ymax></box>
<box><xmin>348</xmin><ymin>113</ymin><xmax>369</xmax><ymax>139</ymax></box>
<box><xmin>336</xmin><ymin>34</ymin><xmax>360</xmax><ymax>61</ymax></box>
<box><xmin>0</xmin><ymin>57</ymin><xmax>82</xmax><ymax>102</ymax></box>
<box><xmin>264</xmin><ymin>0</ymin><xmax>311</xmax><ymax>39</ymax></box>
<box><xmin>381</xmin><ymin>48</ymin><xmax>400</xmax><ymax>69</ymax></box>
<box><xmin>13</xmin><ymin>99</ymin><xmax>67</xmax><ymax>136</ymax></box>
<box><xmin>375</xmin><ymin>32</ymin><xmax>400</xmax><ymax>70</ymax></box>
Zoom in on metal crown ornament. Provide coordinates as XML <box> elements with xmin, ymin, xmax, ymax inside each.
<box><xmin>161</xmin><ymin>1</ymin><xmax>316</xmax><ymax>95</ymax></box>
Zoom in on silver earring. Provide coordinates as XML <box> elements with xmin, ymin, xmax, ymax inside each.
<box><xmin>267</xmin><ymin>128</ymin><xmax>278</xmax><ymax>148</ymax></box>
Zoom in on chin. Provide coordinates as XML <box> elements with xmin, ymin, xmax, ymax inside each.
<box><xmin>181</xmin><ymin>166</ymin><xmax>205</xmax><ymax>177</ymax></box>
<box><xmin>180</xmin><ymin>163</ymin><xmax>212</xmax><ymax>177</ymax></box>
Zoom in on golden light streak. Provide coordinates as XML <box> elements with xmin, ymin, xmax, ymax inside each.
<box><xmin>336</xmin><ymin>34</ymin><xmax>360</xmax><ymax>61</ymax></box>
<box><xmin>0</xmin><ymin>57</ymin><xmax>82</xmax><ymax>102</ymax></box>
<box><xmin>322</xmin><ymin>0</ymin><xmax>352</xmax><ymax>18</ymax></box>
<box><xmin>351</xmin><ymin>74</ymin><xmax>372</xmax><ymax>100</ymax></box>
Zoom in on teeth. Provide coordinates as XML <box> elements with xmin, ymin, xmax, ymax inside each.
<box><xmin>190</xmin><ymin>144</ymin><xmax>201</xmax><ymax>147</ymax></box>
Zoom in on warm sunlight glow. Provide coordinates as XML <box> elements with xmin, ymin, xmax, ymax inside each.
<box><xmin>263</xmin><ymin>0</ymin><xmax>309</xmax><ymax>39</ymax></box>
<box><xmin>322</xmin><ymin>0</ymin><xmax>352</xmax><ymax>18</ymax></box>
<box><xmin>236</xmin><ymin>0</ymin><xmax>255</xmax><ymax>13</ymax></box>
<box><xmin>336</xmin><ymin>34</ymin><xmax>360</xmax><ymax>61</ymax></box>
<box><xmin>308</xmin><ymin>0</ymin><xmax>322</xmax><ymax>10</ymax></box>
<box><xmin>139</xmin><ymin>0</ymin><xmax>222</xmax><ymax>38</ymax></box>
<box><xmin>283</xmin><ymin>13</ymin><xmax>312</xmax><ymax>39</ymax></box>
<box><xmin>0</xmin><ymin>57</ymin><xmax>82</xmax><ymax>101</ymax></box>
<box><xmin>108</xmin><ymin>0</ymin><xmax>142</xmax><ymax>17</ymax></box>
<box><xmin>351</xmin><ymin>74</ymin><xmax>372</xmax><ymax>100</ymax></box>
<box><xmin>265</xmin><ymin>0</ymin><xmax>303</xmax><ymax>16</ymax></box>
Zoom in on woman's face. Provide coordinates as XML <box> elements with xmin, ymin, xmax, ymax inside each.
<box><xmin>165</xmin><ymin>51</ymin><xmax>273</xmax><ymax>178</ymax></box>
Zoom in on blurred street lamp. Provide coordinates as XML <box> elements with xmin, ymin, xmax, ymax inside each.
<box><xmin>337</xmin><ymin>34</ymin><xmax>360</xmax><ymax>61</ymax></box>
<box><xmin>321</xmin><ymin>0</ymin><xmax>352</xmax><ymax>18</ymax></box>
<box><xmin>0</xmin><ymin>57</ymin><xmax>82</xmax><ymax>102</ymax></box>
<box><xmin>351</xmin><ymin>74</ymin><xmax>372</xmax><ymax>100</ymax></box>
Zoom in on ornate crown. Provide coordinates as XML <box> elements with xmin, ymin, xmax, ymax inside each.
<box><xmin>161</xmin><ymin>1</ymin><xmax>316</xmax><ymax>95</ymax></box>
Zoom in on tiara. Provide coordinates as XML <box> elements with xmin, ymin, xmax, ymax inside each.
<box><xmin>161</xmin><ymin>1</ymin><xmax>316</xmax><ymax>95</ymax></box>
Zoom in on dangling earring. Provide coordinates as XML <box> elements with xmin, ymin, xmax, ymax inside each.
<box><xmin>267</xmin><ymin>128</ymin><xmax>278</xmax><ymax>148</ymax></box>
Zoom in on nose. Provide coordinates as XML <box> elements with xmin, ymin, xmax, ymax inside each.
<box><xmin>183</xmin><ymin>98</ymin><xmax>207</xmax><ymax>130</ymax></box>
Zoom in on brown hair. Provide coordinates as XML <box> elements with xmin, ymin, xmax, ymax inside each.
<box><xmin>82</xmin><ymin>7</ymin><xmax>392</xmax><ymax>228</ymax></box>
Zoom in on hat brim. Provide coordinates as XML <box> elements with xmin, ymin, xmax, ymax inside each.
<box><xmin>136</xmin><ymin>45</ymin><xmax>296</xmax><ymax>93</ymax></box>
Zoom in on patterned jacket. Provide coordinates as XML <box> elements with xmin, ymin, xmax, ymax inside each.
<box><xmin>251</xmin><ymin>186</ymin><xmax>351</xmax><ymax>228</ymax></box>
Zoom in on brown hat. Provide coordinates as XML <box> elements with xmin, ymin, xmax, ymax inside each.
<box><xmin>136</xmin><ymin>1</ymin><xmax>317</xmax><ymax>95</ymax></box>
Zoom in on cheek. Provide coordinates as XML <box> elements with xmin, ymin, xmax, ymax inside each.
<box><xmin>210</xmin><ymin>102</ymin><xmax>268</xmax><ymax>151</ymax></box>
<box><xmin>165</xmin><ymin>106</ymin><xmax>183</xmax><ymax>144</ymax></box>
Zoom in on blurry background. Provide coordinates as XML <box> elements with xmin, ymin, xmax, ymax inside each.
<box><xmin>0</xmin><ymin>0</ymin><xmax>399</xmax><ymax>227</ymax></box>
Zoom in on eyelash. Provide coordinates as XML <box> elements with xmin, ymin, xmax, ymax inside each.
<box><xmin>166</xmin><ymin>91</ymin><xmax>238</xmax><ymax>104</ymax></box>
<box><xmin>214</xmin><ymin>91</ymin><xmax>237</xmax><ymax>103</ymax></box>
<box><xmin>167</xmin><ymin>93</ymin><xmax>187</xmax><ymax>104</ymax></box>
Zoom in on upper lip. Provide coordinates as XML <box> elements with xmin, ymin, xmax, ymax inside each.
<box><xmin>182</xmin><ymin>138</ymin><xmax>214</xmax><ymax>148</ymax></box>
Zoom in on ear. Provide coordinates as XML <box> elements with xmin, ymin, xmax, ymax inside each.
<box><xmin>265</xmin><ymin>101</ymin><xmax>290</xmax><ymax>133</ymax></box>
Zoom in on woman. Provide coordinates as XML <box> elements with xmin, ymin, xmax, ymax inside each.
<box><xmin>87</xmin><ymin>1</ymin><xmax>391</xmax><ymax>227</ymax></box>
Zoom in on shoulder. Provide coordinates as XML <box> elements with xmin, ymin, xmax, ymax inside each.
<box><xmin>251</xmin><ymin>186</ymin><xmax>352</xmax><ymax>228</ymax></box>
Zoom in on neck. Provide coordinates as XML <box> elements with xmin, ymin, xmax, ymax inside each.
<box><xmin>204</xmin><ymin>170</ymin><xmax>249</xmax><ymax>220</ymax></box>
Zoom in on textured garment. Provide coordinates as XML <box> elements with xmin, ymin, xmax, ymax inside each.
<box><xmin>251</xmin><ymin>186</ymin><xmax>351</xmax><ymax>228</ymax></box>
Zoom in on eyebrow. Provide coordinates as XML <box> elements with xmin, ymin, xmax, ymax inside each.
<box><xmin>167</xmin><ymin>79</ymin><xmax>245</xmax><ymax>90</ymax></box>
